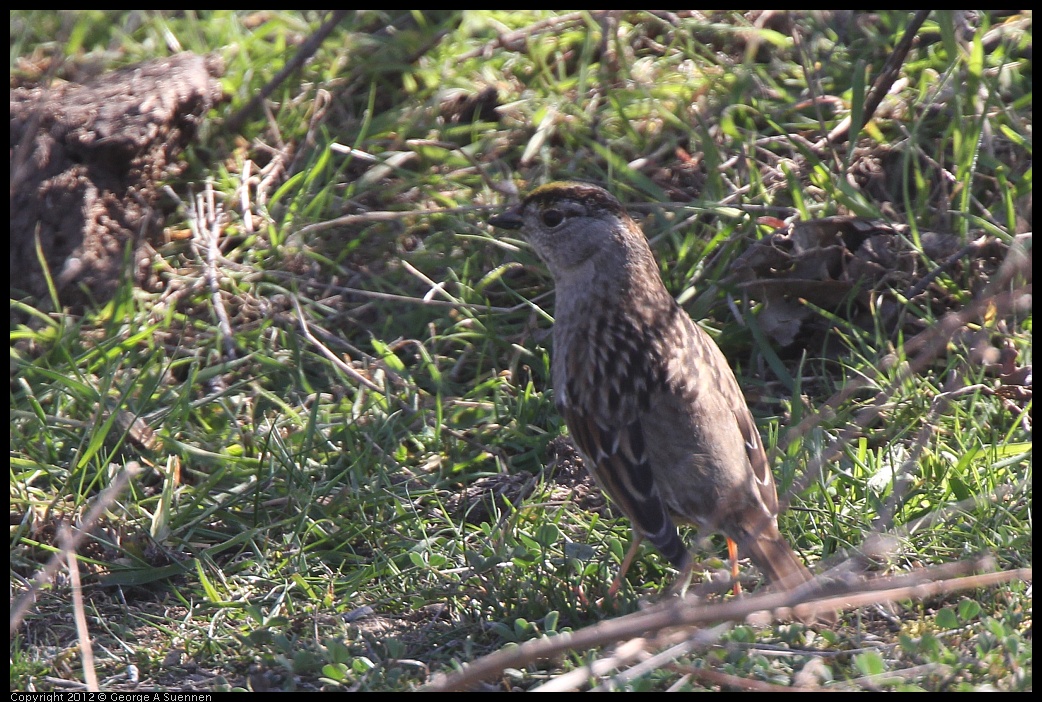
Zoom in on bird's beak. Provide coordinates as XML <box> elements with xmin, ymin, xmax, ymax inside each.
<box><xmin>488</xmin><ymin>207</ymin><xmax>524</xmax><ymax>230</ymax></box>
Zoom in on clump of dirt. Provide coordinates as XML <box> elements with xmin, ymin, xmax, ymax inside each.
<box><xmin>10</xmin><ymin>53</ymin><xmax>225</xmax><ymax>312</ymax></box>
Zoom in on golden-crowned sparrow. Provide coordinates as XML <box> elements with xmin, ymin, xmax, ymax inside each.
<box><xmin>489</xmin><ymin>181</ymin><xmax>822</xmax><ymax>600</ymax></box>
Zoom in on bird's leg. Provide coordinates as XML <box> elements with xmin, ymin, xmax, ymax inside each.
<box><xmin>727</xmin><ymin>537</ymin><xmax>742</xmax><ymax>596</ymax></box>
<box><xmin>606</xmin><ymin>534</ymin><xmax>644</xmax><ymax>598</ymax></box>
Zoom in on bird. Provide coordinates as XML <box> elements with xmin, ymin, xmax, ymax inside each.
<box><xmin>489</xmin><ymin>181</ymin><xmax>829</xmax><ymax>613</ymax></box>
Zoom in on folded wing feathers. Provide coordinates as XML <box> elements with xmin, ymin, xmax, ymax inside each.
<box><xmin>564</xmin><ymin>406</ymin><xmax>688</xmax><ymax>568</ymax></box>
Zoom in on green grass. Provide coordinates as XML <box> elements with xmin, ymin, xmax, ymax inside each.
<box><xmin>10</xmin><ymin>10</ymin><xmax>1031</xmax><ymax>692</ymax></box>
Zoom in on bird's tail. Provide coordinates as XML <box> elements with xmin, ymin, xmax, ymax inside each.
<box><xmin>742</xmin><ymin>528</ymin><xmax>814</xmax><ymax>590</ymax></box>
<box><xmin>739</xmin><ymin>526</ymin><xmax>838</xmax><ymax>625</ymax></box>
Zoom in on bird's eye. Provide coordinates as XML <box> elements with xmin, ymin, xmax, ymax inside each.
<box><xmin>541</xmin><ymin>209</ymin><xmax>564</xmax><ymax>228</ymax></box>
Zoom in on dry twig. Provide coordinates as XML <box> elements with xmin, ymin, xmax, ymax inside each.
<box><xmin>424</xmin><ymin>557</ymin><xmax>1029</xmax><ymax>691</ymax></box>
<box><xmin>814</xmin><ymin>10</ymin><xmax>932</xmax><ymax>150</ymax></box>
<box><xmin>224</xmin><ymin>10</ymin><xmax>350</xmax><ymax>133</ymax></box>
<box><xmin>10</xmin><ymin>464</ymin><xmax>142</xmax><ymax>636</ymax></box>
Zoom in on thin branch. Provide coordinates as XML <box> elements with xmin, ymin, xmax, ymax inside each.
<box><xmin>815</xmin><ymin>10</ymin><xmax>932</xmax><ymax>150</ymax></box>
<box><xmin>62</xmin><ymin>525</ymin><xmax>99</xmax><ymax>691</ymax></box>
<box><xmin>904</xmin><ymin>235</ymin><xmax>990</xmax><ymax>299</ymax></box>
<box><xmin>458</xmin><ymin>12</ymin><xmax>596</xmax><ymax>61</ymax></box>
<box><xmin>10</xmin><ymin>464</ymin><xmax>142</xmax><ymax>635</ymax></box>
<box><xmin>192</xmin><ymin>183</ymin><xmax>239</xmax><ymax>360</ymax></box>
<box><xmin>224</xmin><ymin>10</ymin><xmax>350</xmax><ymax>133</ymax></box>
<box><xmin>424</xmin><ymin>558</ymin><xmax>1028</xmax><ymax>691</ymax></box>
<box><xmin>290</xmin><ymin>293</ymin><xmax>394</xmax><ymax>397</ymax></box>
<box><xmin>264</xmin><ymin>267</ymin><xmax>544</xmax><ymax>314</ymax></box>
<box><xmin>681</xmin><ymin>664</ymin><xmax>825</xmax><ymax>692</ymax></box>
<box><xmin>586</xmin><ymin>625</ymin><xmax>732</xmax><ymax>693</ymax></box>
<box><xmin>293</xmin><ymin>205</ymin><xmax>486</xmax><ymax>237</ymax></box>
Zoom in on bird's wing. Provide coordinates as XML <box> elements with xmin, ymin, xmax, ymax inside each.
<box><xmin>637</xmin><ymin>316</ymin><xmax>781</xmax><ymax>529</ymax></box>
<box><xmin>562</xmin><ymin>404</ymin><xmax>689</xmax><ymax>568</ymax></box>
<box><xmin>731</xmin><ymin>404</ymin><xmax>779</xmax><ymax>516</ymax></box>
